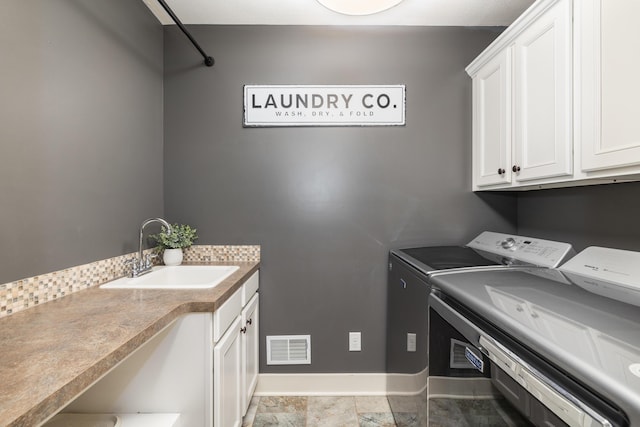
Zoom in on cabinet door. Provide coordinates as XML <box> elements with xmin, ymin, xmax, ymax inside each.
<box><xmin>513</xmin><ymin>0</ymin><xmax>572</xmax><ymax>182</ymax></box>
<box><xmin>578</xmin><ymin>0</ymin><xmax>640</xmax><ymax>172</ymax></box>
<box><xmin>213</xmin><ymin>316</ymin><xmax>242</xmax><ymax>427</ymax></box>
<box><xmin>472</xmin><ymin>48</ymin><xmax>512</xmax><ymax>188</ymax></box>
<box><xmin>241</xmin><ymin>294</ymin><xmax>259</xmax><ymax>415</ymax></box>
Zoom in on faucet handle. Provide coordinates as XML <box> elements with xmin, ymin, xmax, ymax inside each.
<box><xmin>144</xmin><ymin>253</ymin><xmax>158</xmax><ymax>268</ymax></box>
<box><xmin>125</xmin><ymin>257</ymin><xmax>138</xmax><ymax>266</ymax></box>
<box><xmin>125</xmin><ymin>257</ymin><xmax>141</xmax><ymax>277</ymax></box>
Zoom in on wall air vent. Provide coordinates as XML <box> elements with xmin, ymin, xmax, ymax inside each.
<box><xmin>266</xmin><ymin>335</ymin><xmax>311</xmax><ymax>365</ymax></box>
<box><xmin>450</xmin><ymin>338</ymin><xmax>476</xmax><ymax>369</ymax></box>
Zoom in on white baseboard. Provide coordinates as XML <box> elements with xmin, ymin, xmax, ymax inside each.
<box><xmin>254</xmin><ymin>372</ymin><xmax>497</xmax><ymax>399</ymax></box>
<box><xmin>254</xmin><ymin>369</ymin><xmax>428</xmax><ymax>397</ymax></box>
<box><xmin>254</xmin><ymin>373</ymin><xmax>388</xmax><ymax>396</ymax></box>
<box><xmin>386</xmin><ymin>368</ymin><xmax>428</xmax><ymax>396</ymax></box>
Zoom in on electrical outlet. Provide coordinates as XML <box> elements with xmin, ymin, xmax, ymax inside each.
<box><xmin>407</xmin><ymin>333</ymin><xmax>417</xmax><ymax>352</ymax></box>
<box><xmin>349</xmin><ymin>332</ymin><xmax>361</xmax><ymax>352</ymax></box>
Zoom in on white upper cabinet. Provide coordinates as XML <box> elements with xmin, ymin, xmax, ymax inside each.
<box><xmin>513</xmin><ymin>0</ymin><xmax>572</xmax><ymax>183</ymax></box>
<box><xmin>577</xmin><ymin>0</ymin><xmax>640</xmax><ymax>173</ymax></box>
<box><xmin>467</xmin><ymin>0</ymin><xmax>572</xmax><ymax>190</ymax></box>
<box><xmin>472</xmin><ymin>49</ymin><xmax>512</xmax><ymax>187</ymax></box>
<box><xmin>468</xmin><ymin>0</ymin><xmax>640</xmax><ymax>191</ymax></box>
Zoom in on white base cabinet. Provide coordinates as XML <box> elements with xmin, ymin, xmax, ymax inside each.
<box><xmin>212</xmin><ymin>271</ymin><xmax>260</xmax><ymax>427</ymax></box>
<box><xmin>61</xmin><ymin>270</ymin><xmax>260</xmax><ymax>427</ymax></box>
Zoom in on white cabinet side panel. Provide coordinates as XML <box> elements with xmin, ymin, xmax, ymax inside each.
<box><xmin>64</xmin><ymin>314</ymin><xmax>212</xmax><ymax>426</ymax></box>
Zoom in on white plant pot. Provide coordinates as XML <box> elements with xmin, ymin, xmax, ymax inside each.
<box><xmin>163</xmin><ymin>248</ymin><xmax>183</xmax><ymax>266</ymax></box>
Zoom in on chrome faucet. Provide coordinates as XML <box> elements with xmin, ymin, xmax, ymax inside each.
<box><xmin>128</xmin><ymin>218</ymin><xmax>172</xmax><ymax>278</ymax></box>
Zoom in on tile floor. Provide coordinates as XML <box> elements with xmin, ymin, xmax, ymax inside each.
<box><xmin>242</xmin><ymin>395</ymin><xmax>531</xmax><ymax>427</ymax></box>
<box><xmin>242</xmin><ymin>396</ymin><xmax>397</xmax><ymax>427</ymax></box>
<box><xmin>428</xmin><ymin>398</ymin><xmax>531</xmax><ymax>427</ymax></box>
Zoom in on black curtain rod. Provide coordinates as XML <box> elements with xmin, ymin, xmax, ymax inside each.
<box><xmin>157</xmin><ymin>0</ymin><xmax>214</xmax><ymax>67</ymax></box>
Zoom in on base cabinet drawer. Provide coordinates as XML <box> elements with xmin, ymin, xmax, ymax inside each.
<box><xmin>213</xmin><ymin>290</ymin><xmax>242</xmax><ymax>343</ymax></box>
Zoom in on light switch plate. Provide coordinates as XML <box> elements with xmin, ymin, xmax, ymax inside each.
<box><xmin>407</xmin><ymin>333</ymin><xmax>417</xmax><ymax>352</ymax></box>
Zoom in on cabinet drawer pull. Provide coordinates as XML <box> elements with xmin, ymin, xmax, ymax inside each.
<box><xmin>240</xmin><ymin>326</ymin><xmax>247</xmax><ymax>334</ymax></box>
<box><xmin>497</xmin><ymin>168</ymin><xmax>505</xmax><ymax>175</ymax></box>
<box><xmin>512</xmin><ymin>165</ymin><xmax>521</xmax><ymax>173</ymax></box>
<box><xmin>247</xmin><ymin>318</ymin><xmax>253</xmax><ymax>326</ymax></box>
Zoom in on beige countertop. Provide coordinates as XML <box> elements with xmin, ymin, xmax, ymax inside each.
<box><xmin>0</xmin><ymin>261</ymin><xmax>260</xmax><ymax>427</ymax></box>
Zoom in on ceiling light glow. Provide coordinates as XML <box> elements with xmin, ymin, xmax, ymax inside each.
<box><xmin>316</xmin><ymin>0</ymin><xmax>405</xmax><ymax>16</ymax></box>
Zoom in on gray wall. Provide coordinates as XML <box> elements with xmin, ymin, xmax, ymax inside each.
<box><xmin>4</xmin><ymin>1</ymin><xmax>638</xmax><ymax>377</ymax></box>
<box><xmin>517</xmin><ymin>181</ymin><xmax>640</xmax><ymax>252</ymax></box>
<box><xmin>164</xmin><ymin>25</ymin><xmax>517</xmax><ymax>373</ymax></box>
<box><xmin>0</xmin><ymin>0</ymin><xmax>164</xmax><ymax>283</ymax></box>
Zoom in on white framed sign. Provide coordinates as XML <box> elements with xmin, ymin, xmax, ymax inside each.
<box><xmin>243</xmin><ymin>85</ymin><xmax>405</xmax><ymax>127</ymax></box>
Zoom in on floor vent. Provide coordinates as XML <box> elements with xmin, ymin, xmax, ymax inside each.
<box><xmin>450</xmin><ymin>338</ymin><xmax>476</xmax><ymax>369</ymax></box>
<box><xmin>266</xmin><ymin>335</ymin><xmax>311</xmax><ymax>365</ymax></box>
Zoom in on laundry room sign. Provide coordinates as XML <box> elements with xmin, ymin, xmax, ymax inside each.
<box><xmin>243</xmin><ymin>85</ymin><xmax>405</xmax><ymax>127</ymax></box>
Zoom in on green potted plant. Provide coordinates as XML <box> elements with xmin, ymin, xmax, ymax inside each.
<box><xmin>151</xmin><ymin>223</ymin><xmax>198</xmax><ymax>266</ymax></box>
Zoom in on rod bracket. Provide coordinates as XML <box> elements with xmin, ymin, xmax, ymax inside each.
<box><xmin>157</xmin><ymin>0</ymin><xmax>214</xmax><ymax>67</ymax></box>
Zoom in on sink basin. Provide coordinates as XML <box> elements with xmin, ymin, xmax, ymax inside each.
<box><xmin>100</xmin><ymin>265</ymin><xmax>239</xmax><ymax>290</ymax></box>
<box><xmin>43</xmin><ymin>414</ymin><xmax>120</xmax><ymax>427</ymax></box>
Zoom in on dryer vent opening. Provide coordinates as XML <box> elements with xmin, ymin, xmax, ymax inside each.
<box><xmin>266</xmin><ymin>335</ymin><xmax>311</xmax><ymax>365</ymax></box>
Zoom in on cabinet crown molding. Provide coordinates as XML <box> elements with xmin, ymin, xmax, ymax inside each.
<box><xmin>466</xmin><ymin>0</ymin><xmax>566</xmax><ymax>77</ymax></box>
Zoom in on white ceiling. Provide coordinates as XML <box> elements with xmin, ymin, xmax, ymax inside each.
<box><xmin>142</xmin><ymin>0</ymin><xmax>535</xmax><ymax>26</ymax></box>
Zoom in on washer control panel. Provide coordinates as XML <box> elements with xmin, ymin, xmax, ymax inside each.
<box><xmin>467</xmin><ymin>231</ymin><xmax>575</xmax><ymax>268</ymax></box>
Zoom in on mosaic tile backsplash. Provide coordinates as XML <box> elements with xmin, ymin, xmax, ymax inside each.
<box><xmin>0</xmin><ymin>245</ymin><xmax>260</xmax><ymax>319</ymax></box>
